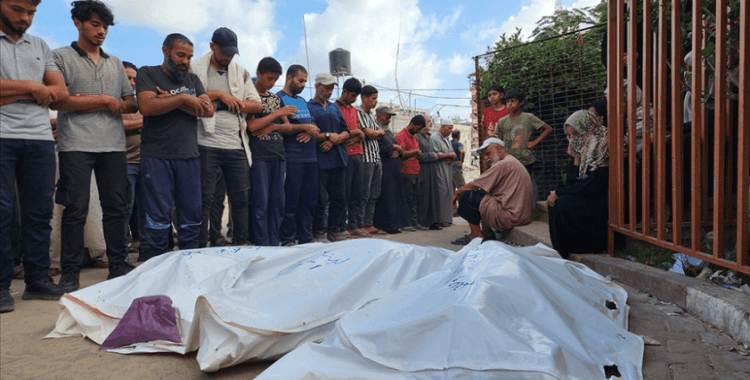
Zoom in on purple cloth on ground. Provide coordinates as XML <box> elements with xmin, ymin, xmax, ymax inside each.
<box><xmin>100</xmin><ymin>295</ymin><xmax>181</xmax><ymax>350</ymax></box>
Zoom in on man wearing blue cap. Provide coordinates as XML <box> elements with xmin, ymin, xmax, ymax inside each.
<box><xmin>450</xmin><ymin>138</ymin><xmax>532</xmax><ymax>245</ymax></box>
<box><xmin>190</xmin><ymin>27</ymin><xmax>262</xmax><ymax>248</ymax></box>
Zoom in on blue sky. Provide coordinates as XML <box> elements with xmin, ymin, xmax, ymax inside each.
<box><xmin>27</xmin><ymin>0</ymin><xmax>601</xmax><ymax>120</ymax></box>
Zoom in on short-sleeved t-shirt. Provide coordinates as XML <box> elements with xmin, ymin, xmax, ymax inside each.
<box><xmin>250</xmin><ymin>93</ymin><xmax>285</xmax><ymax>161</ymax></box>
<box><xmin>494</xmin><ymin>112</ymin><xmax>546</xmax><ymax>165</ymax></box>
<box><xmin>337</xmin><ymin>102</ymin><xmax>363</xmax><ymax>156</ymax></box>
<box><xmin>358</xmin><ymin>107</ymin><xmax>380</xmax><ymax>163</ymax></box>
<box><xmin>277</xmin><ymin>90</ymin><xmax>316</xmax><ymax>163</ymax></box>
<box><xmin>53</xmin><ymin>43</ymin><xmax>134</xmax><ymax>152</ymax></box>
<box><xmin>197</xmin><ymin>67</ymin><xmax>246</xmax><ymax>150</ymax></box>
<box><xmin>0</xmin><ymin>31</ymin><xmax>58</xmax><ymax>141</ymax></box>
<box><xmin>308</xmin><ymin>99</ymin><xmax>348</xmax><ymax>170</ymax></box>
<box><xmin>451</xmin><ymin>139</ymin><xmax>463</xmax><ymax>174</ymax></box>
<box><xmin>135</xmin><ymin>66</ymin><xmax>206</xmax><ymax>159</ymax></box>
<box><xmin>473</xmin><ymin>154</ymin><xmax>532</xmax><ymax>231</ymax></box>
<box><xmin>483</xmin><ymin>105</ymin><xmax>509</xmax><ymax>136</ymax></box>
<box><xmin>396</xmin><ymin>128</ymin><xmax>419</xmax><ymax>175</ymax></box>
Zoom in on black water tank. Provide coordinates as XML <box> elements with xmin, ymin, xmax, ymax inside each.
<box><xmin>329</xmin><ymin>48</ymin><xmax>351</xmax><ymax>77</ymax></box>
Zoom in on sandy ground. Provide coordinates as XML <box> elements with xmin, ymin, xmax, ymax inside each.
<box><xmin>0</xmin><ymin>219</ymin><xmax>472</xmax><ymax>379</ymax></box>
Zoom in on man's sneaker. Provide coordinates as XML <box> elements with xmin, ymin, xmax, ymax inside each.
<box><xmin>22</xmin><ymin>276</ymin><xmax>65</xmax><ymax>300</ymax></box>
<box><xmin>58</xmin><ymin>271</ymin><xmax>80</xmax><ymax>293</ymax></box>
<box><xmin>0</xmin><ymin>286</ymin><xmax>14</xmax><ymax>313</ymax></box>
<box><xmin>107</xmin><ymin>262</ymin><xmax>136</xmax><ymax>280</ymax></box>
<box><xmin>312</xmin><ymin>232</ymin><xmax>330</xmax><ymax>243</ymax></box>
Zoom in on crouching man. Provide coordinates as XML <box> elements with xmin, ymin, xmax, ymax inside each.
<box><xmin>450</xmin><ymin>138</ymin><xmax>532</xmax><ymax>245</ymax></box>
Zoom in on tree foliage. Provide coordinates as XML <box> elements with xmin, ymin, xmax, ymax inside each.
<box><xmin>477</xmin><ymin>1</ymin><xmax>607</xmax><ymax>198</ymax></box>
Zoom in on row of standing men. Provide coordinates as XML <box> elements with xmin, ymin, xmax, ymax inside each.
<box><xmin>0</xmin><ymin>0</ymin><xmax>462</xmax><ymax>312</ymax></box>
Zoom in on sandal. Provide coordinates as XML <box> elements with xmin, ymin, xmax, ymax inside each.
<box><xmin>348</xmin><ymin>229</ymin><xmax>372</xmax><ymax>238</ymax></box>
<box><xmin>374</xmin><ymin>229</ymin><xmax>388</xmax><ymax>235</ymax></box>
<box><xmin>451</xmin><ymin>234</ymin><xmax>474</xmax><ymax>245</ymax></box>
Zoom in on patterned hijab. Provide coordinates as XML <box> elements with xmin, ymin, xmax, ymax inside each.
<box><xmin>564</xmin><ymin>110</ymin><xmax>608</xmax><ymax>179</ymax></box>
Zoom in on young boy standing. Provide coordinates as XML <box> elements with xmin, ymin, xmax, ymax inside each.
<box><xmin>246</xmin><ymin>57</ymin><xmax>299</xmax><ymax>246</ymax></box>
<box><xmin>494</xmin><ymin>89</ymin><xmax>553</xmax><ymax>199</ymax></box>
<box><xmin>482</xmin><ymin>85</ymin><xmax>508</xmax><ymax>137</ymax></box>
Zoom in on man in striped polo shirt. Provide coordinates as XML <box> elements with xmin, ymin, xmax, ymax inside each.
<box><xmin>357</xmin><ymin>85</ymin><xmax>386</xmax><ymax>235</ymax></box>
<box><xmin>51</xmin><ymin>0</ymin><xmax>137</xmax><ymax>291</ymax></box>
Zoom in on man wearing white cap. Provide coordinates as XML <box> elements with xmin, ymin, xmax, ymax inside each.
<box><xmin>450</xmin><ymin>138</ymin><xmax>532</xmax><ymax>245</ymax></box>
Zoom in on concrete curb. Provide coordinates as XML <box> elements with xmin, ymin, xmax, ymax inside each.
<box><xmin>570</xmin><ymin>254</ymin><xmax>750</xmax><ymax>348</ymax></box>
<box><xmin>505</xmin><ymin>221</ymin><xmax>750</xmax><ymax>348</ymax></box>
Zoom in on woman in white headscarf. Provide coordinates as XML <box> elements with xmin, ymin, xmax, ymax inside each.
<box><xmin>546</xmin><ymin>110</ymin><xmax>609</xmax><ymax>259</ymax></box>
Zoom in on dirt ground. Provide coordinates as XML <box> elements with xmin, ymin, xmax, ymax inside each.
<box><xmin>0</xmin><ymin>220</ymin><xmax>472</xmax><ymax>379</ymax></box>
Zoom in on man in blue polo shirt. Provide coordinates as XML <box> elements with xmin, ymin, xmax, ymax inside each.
<box><xmin>1</xmin><ymin>0</ymin><xmax>70</xmax><ymax>312</ymax></box>
<box><xmin>277</xmin><ymin>65</ymin><xmax>319</xmax><ymax>246</ymax></box>
<box><xmin>308</xmin><ymin>73</ymin><xmax>350</xmax><ymax>242</ymax></box>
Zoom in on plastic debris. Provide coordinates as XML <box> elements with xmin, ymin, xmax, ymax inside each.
<box><xmin>669</xmin><ymin>253</ymin><xmax>707</xmax><ymax>275</ymax></box>
<box><xmin>641</xmin><ymin>335</ymin><xmax>662</xmax><ymax>346</ymax></box>
<box><xmin>741</xmin><ymin>284</ymin><xmax>750</xmax><ymax>296</ymax></box>
<box><xmin>710</xmin><ymin>270</ymin><xmax>742</xmax><ymax>287</ymax></box>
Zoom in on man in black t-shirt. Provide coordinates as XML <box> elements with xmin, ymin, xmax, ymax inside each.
<box><xmin>135</xmin><ymin>33</ymin><xmax>213</xmax><ymax>259</ymax></box>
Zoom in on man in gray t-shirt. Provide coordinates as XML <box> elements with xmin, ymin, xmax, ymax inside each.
<box><xmin>50</xmin><ymin>1</ymin><xmax>137</xmax><ymax>291</ymax></box>
<box><xmin>1</xmin><ymin>0</ymin><xmax>70</xmax><ymax>312</ymax></box>
<box><xmin>191</xmin><ymin>27</ymin><xmax>262</xmax><ymax>247</ymax></box>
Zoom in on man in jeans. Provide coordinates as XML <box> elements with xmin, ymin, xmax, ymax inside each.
<box><xmin>308</xmin><ymin>73</ymin><xmax>350</xmax><ymax>242</ymax></box>
<box><xmin>357</xmin><ymin>85</ymin><xmax>386</xmax><ymax>235</ymax></box>
<box><xmin>51</xmin><ymin>1</ymin><xmax>137</xmax><ymax>291</ymax></box>
<box><xmin>278</xmin><ymin>65</ymin><xmax>320</xmax><ymax>246</ymax></box>
<box><xmin>191</xmin><ymin>27</ymin><xmax>261</xmax><ymax>248</ymax></box>
<box><xmin>1</xmin><ymin>0</ymin><xmax>69</xmax><ymax>313</ymax></box>
<box><xmin>336</xmin><ymin>78</ymin><xmax>366</xmax><ymax>238</ymax></box>
<box><xmin>395</xmin><ymin>116</ymin><xmax>425</xmax><ymax>231</ymax></box>
<box><xmin>121</xmin><ymin>61</ymin><xmax>145</xmax><ymax>260</ymax></box>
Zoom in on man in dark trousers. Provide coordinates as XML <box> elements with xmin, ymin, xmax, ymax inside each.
<box><xmin>136</xmin><ymin>33</ymin><xmax>213</xmax><ymax>258</ymax></box>
<box><xmin>51</xmin><ymin>0</ymin><xmax>137</xmax><ymax>291</ymax></box>
<box><xmin>1</xmin><ymin>0</ymin><xmax>69</xmax><ymax>312</ymax></box>
<box><xmin>308</xmin><ymin>73</ymin><xmax>350</xmax><ymax>242</ymax></box>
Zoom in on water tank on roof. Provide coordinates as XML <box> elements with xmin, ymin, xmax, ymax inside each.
<box><xmin>329</xmin><ymin>48</ymin><xmax>351</xmax><ymax>77</ymax></box>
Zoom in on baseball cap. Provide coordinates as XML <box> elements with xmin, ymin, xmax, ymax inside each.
<box><xmin>212</xmin><ymin>27</ymin><xmax>239</xmax><ymax>56</ymax></box>
<box><xmin>315</xmin><ymin>73</ymin><xmax>337</xmax><ymax>86</ymax></box>
<box><xmin>376</xmin><ymin>106</ymin><xmax>397</xmax><ymax>115</ymax></box>
<box><xmin>472</xmin><ymin>137</ymin><xmax>504</xmax><ymax>156</ymax></box>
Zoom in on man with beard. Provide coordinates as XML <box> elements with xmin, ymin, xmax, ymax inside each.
<box><xmin>190</xmin><ymin>27</ymin><xmax>262</xmax><ymax>248</ymax></box>
<box><xmin>415</xmin><ymin>116</ymin><xmax>451</xmax><ymax>230</ymax></box>
<box><xmin>50</xmin><ymin>0</ymin><xmax>137</xmax><ymax>291</ymax></box>
<box><xmin>372</xmin><ymin>106</ymin><xmax>411</xmax><ymax>234</ymax></box>
<box><xmin>308</xmin><ymin>73</ymin><xmax>350</xmax><ymax>242</ymax></box>
<box><xmin>1</xmin><ymin>0</ymin><xmax>69</xmax><ymax>312</ymax></box>
<box><xmin>278</xmin><ymin>65</ymin><xmax>321</xmax><ymax>246</ymax></box>
<box><xmin>246</xmin><ymin>57</ymin><xmax>313</xmax><ymax>247</ymax></box>
<box><xmin>357</xmin><ymin>85</ymin><xmax>386</xmax><ymax>235</ymax></box>
<box><xmin>451</xmin><ymin>138</ymin><xmax>532</xmax><ymax>245</ymax></box>
<box><xmin>135</xmin><ymin>33</ymin><xmax>213</xmax><ymax>258</ymax></box>
<box><xmin>395</xmin><ymin>115</ymin><xmax>425</xmax><ymax>231</ymax></box>
<box><xmin>430</xmin><ymin>122</ymin><xmax>456</xmax><ymax>226</ymax></box>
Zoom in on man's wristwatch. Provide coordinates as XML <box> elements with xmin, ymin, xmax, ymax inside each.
<box><xmin>326</xmin><ymin>132</ymin><xmax>331</xmax><ymax>140</ymax></box>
